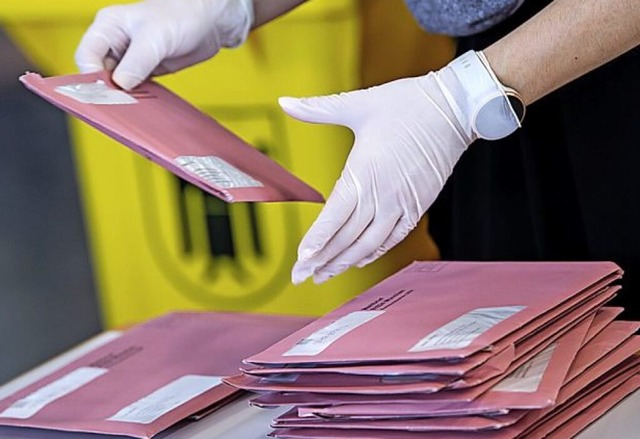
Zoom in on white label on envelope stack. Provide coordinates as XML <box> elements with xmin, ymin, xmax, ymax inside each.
<box><xmin>108</xmin><ymin>375</ymin><xmax>222</xmax><ymax>424</ymax></box>
<box><xmin>175</xmin><ymin>156</ymin><xmax>264</xmax><ymax>189</ymax></box>
<box><xmin>409</xmin><ymin>306</ymin><xmax>525</xmax><ymax>352</ymax></box>
<box><xmin>284</xmin><ymin>311</ymin><xmax>385</xmax><ymax>357</ymax></box>
<box><xmin>0</xmin><ymin>367</ymin><xmax>108</xmax><ymax>419</ymax></box>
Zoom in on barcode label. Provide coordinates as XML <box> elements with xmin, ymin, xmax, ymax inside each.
<box><xmin>175</xmin><ymin>156</ymin><xmax>263</xmax><ymax>189</ymax></box>
<box><xmin>409</xmin><ymin>306</ymin><xmax>525</xmax><ymax>352</ymax></box>
<box><xmin>284</xmin><ymin>311</ymin><xmax>385</xmax><ymax>357</ymax></box>
<box><xmin>0</xmin><ymin>367</ymin><xmax>108</xmax><ymax>419</ymax></box>
<box><xmin>55</xmin><ymin>81</ymin><xmax>137</xmax><ymax>105</ymax></box>
<box><xmin>108</xmin><ymin>375</ymin><xmax>221</xmax><ymax>424</ymax></box>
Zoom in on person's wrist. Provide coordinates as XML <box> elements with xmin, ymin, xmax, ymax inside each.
<box><xmin>438</xmin><ymin>50</ymin><xmax>525</xmax><ymax>141</ymax></box>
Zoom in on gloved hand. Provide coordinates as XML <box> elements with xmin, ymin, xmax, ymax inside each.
<box><xmin>75</xmin><ymin>0</ymin><xmax>254</xmax><ymax>90</ymax></box>
<box><xmin>283</xmin><ymin>51</ymin><xmax>522</xmax><ymax>284</ymax></box>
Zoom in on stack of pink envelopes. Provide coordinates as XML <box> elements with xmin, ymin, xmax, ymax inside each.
<box><xmin>0</xmin><ymin>312</ymin><xmax>312</xmax><ymax>439</ymax></box>
<box><xmin>224</xmin><ymin>261</ymin><xmax>640</xmax><ymax>438</ymax></box>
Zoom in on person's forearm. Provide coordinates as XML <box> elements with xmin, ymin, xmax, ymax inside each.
<box><xmin>252</xmin><ymin>0</ymin><xmax>309</xmax><ymax>28</ymax></box>
<box><xmin>484</xmin><ymin>0</ymin><xmax>640</xmax><ymax>105</ymax></box>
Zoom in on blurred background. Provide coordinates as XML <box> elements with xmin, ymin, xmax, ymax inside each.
<box><xmin>0</xmin><ymin>31</ymin><xmax>101</xmax><ymax>383</ymax></box>
<box><xmin>0</xmin><ymin>0</ymin><xmax>453</xmax><ymax>384</ymax></box>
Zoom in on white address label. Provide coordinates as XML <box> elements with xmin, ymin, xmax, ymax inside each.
<box><xmin>0</xmin><ymin>367</ymin><xmax>108</xmax><ymax>419</ymax></box>
<box><xmin>55</xmin><ymin>81</ymin><xmax>137</xmax><ymax>105</ymax></box>
<box><xmin>108</xmin><ymin>375</ymin><xmax>221</xmax><ymax>424</ymax></box>
<box><xmin>175</xmin><ymin>156</ymin><xmax>263</xmax><ymax>189</ymax></box>
<box><xmin>284</xmin><ymin>311</ymin><xmax>385</xmax><ymax>357</ymax></box>
<box><xmin>409</xmin><ymin>306</ymin><xmax>525</xmax><ymax>352</ymax></box>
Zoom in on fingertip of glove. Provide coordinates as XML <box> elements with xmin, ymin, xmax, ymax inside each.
<box><xmin>291</xmin><ymin>272</ymin><xmax>308</xmax><ymax>285</ymax></box>
<box><xmin>112</xmin><ymin>71</ymin><xmax>142</xmax><ymax>91</ymax></box>
<box><xmin>291</xmin><ymin>261</ymin><xmax>315</xmax><ymax>285</ymax></box>
<box><xmin>278</xmin><ymin>96</ymin><xmax>300</xmax><ymax>113</ymax></box>
<box><xmin>313</xmin><ymin>272</ymin><xmax>331</xmax><ymax>284</ymax></box>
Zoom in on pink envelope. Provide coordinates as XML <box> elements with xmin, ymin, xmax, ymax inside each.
<box><xmin>269</xmin><ymin>429</ymin><xmax>469</xmax><ymax>439</ymax></box>
<box><xmin>473</xmin><ymin>281</ymin><xmax>615</xmax><ymax>373</ymax></box>
<box><xmin>439</xmin><ymin>345</ymin><xmax>515</xmax><ymax>389</ymax></box>
<box><xmin>239</xmin><ymin>334</ymin><xmax>553</xmax><ymax>397</ymax></box>
<box><xmin>249</xmin><ymin>385</ymin><xmax>502</xmax><ymax>410</ymax></box>
<box><xmin>487</xmin><ymin>289</ymin><xmax>613</xmax><ymax>381</ymax></box>
<box><xmin>251</xmin><ymin>316</ymin><xmax>595</xmax><ymax>410</ymax></box>
<box><xmin>268</xmin><ymin>327</ymin><xmax>639</xmax><ymax>439</ymax></box>
<box><xmin>20</xmin><ymin>72</ymin><xmax>324</xmax><ymax>203</ymax></box>
<box><xmin>270</xmin><ymin>429</ymin><xmax>460</xmax><ymax>439</ymax></box>
<box><xmin>308</xmin><ymin>317</ymin><xmax>590</xmax><ymax>419</ymax></box>
<box><xmin>463</xmin><ymin>344</ymin><xmax>640</xmax><ymax>439</ymax></box>
<box><xmin>243</xmin><ymin>346</ymin><xmax>509</xmax><ymax>378</ymax></box>
<box><xmin>251</xmin><ymin>308</ymin><xmax>601</xmax><ymax>409</ymax></box>
<box><xmin>247</xmin><ymin>262</ymin><xmax>621</xmax><ymax>366</ymax></box>
<box><xmin>559</xmin><ymin>337</ymin><xmax>640</xmax><ymax>403</ymax></box>
<box><xmin>537</xmin><ymin>374</ymin><xmax>640</xmax><ymax>438</ymax></box>
<box><xmin>272</xmin><ymin>407</ymin><xmax>525</xmax><ymax>432</ymax></box>
<box><xmin>502</xmin><ymin>285</ymin><xmax>615</xmax><ymax>357</ymax></box>
<box><xmin>224</xmin><ymin>371</ymin><xmax>454</xmax><ymax>395</ymax></box>
<box><xmin>242</xmin><ymin>315</ymin><xmax>596</xmax><ymax>398</ymax></box>
<box><xmin>248</xmin><ymin>297</ymin><xmax>618</xmax><ymax>381</ymax></box>
<box><xmin>566</xmin><ymin>320</ymin><xmax>640</xmax><ymax>382</ymax></box>
<box><xmin>452</xmin><ymin>316</ymin><xmax>612</xmax><ymax>409</ymax></box>
<box><xmin>238</xmin><ymin>315</ymin><xmax>589</xmax><ymax>434</ymax></box>
<box><xmin>243</xmin><ymin>344</ymin><xmax>514</xmax><ymax>393</ymax></box>
<box><xmin>582</xmin><ymin>307</ymin><xmax>624</xmax><ymax>346</ymax></box>
<box><xmin>268</xmin><ymin>369</ymin><xmax>640</xmax><ymax>439</ymax></box>
<box><xmin>296</xmin><ymin>323</ymin><xmax>639</xmax><ymax>421</ymax></box>
<box><xmin>0</xmin><ymin>312</ymin><xmax>312</xmax><ymax>439</ymax></box>
<box><xmin>270</xmin><ymin>426</ymin><xmax>505</xmax><ymax>439</ymax></box>
<box><xmin>506</xmin><ymin>356</ymin><xmax>640</xmax><ymax>438</ymax></box>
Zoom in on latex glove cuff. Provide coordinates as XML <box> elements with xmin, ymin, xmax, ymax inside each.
<box><xmin>442</xmin><ymin>50</ymin><xmax>525</xmax><ymax>140</ymax></box>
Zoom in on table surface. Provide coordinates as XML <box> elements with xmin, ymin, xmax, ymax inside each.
<box><xmin>0</xmin><ymin>332</ymin><xmax>638</xmax><ymax>439</ymax></box>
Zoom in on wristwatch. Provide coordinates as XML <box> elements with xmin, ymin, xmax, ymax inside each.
<box><xmin>475</xmin><ymin>51</ymin><xmax>526</xmax><ymax>140</ymax></box>
<box><xmin>448</xmin><ymin>51</ymin><xmax>526</xmax><ymax>141</ymax></box>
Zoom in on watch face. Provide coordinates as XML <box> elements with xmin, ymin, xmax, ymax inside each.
<box><xmin>473</xmin><ymin>93</ymin><xmax>522</xmax><ymax>140</ymax></box>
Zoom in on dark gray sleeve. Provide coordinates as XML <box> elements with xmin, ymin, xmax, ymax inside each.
<box><xmin>404</xmin><ymin>0</ymin><xmax>526</xmax><ymax>36</ymax></box>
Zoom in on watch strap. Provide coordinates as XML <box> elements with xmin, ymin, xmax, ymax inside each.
<box><xmin>446</xmin><ymin>51</ymin><xmax>524</xmax><ymax>140</ymax></box>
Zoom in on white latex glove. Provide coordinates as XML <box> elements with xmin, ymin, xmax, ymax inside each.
<box><xmin>283</xmin><ymin>51</ymin><xmax>522</xmax><ymax>284</ymax></box>
<box><xmin>75</xmin><ymin>0</ymin><xmax>253</xmax><ymax>90</ymax></box>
